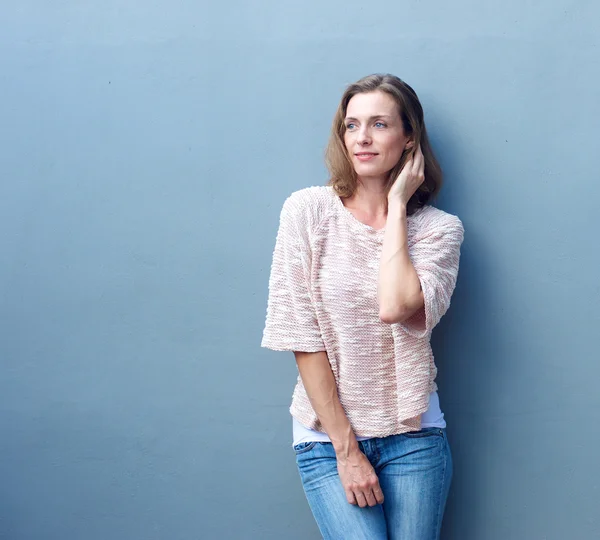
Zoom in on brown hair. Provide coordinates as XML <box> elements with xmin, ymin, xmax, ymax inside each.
<box><xmin>325</xmin><ymin>73</ymin><xmax>442</xmax><ymax>215</ymax></box>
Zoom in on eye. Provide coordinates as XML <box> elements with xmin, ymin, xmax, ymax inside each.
<box><xmin>375</xmin><ymin>121</ymin><xmax>387</xmax><ymax>128</ymax></box>
<box><xmin>346</xmin><ymin>122</ymin><xmax>356</xmax><ymax>130</ymax></box>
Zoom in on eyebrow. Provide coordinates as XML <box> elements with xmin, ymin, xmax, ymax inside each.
<box><xmin>344</xmin><ymin>115</ymin><xmax>394</xmax><ymax>122</ymax></box>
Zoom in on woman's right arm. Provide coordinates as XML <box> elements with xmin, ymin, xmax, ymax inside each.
<box><xmin>294</xmin><ymin>351</ymin><xmax>385</xmax><ymax>508</ymax></box>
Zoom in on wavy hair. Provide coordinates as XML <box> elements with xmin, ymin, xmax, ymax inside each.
<box><xmin>325</xmin><ymin>74</ymin><xmax>442</xmax><ymax>215</ymax></box>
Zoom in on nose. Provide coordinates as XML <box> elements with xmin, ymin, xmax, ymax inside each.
<box><xmin>357</xmin><ymin>126</ymin><xmax>372</xmax><ymax>146</ymax></box>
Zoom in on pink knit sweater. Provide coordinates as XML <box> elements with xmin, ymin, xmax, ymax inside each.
<box><xmin>261</xmin><ymin>186</ymin><xmax>464</xmax><ymax>438</ymax></box>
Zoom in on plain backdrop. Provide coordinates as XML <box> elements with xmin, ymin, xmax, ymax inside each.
<box><xmin>1</xmin><ymin>1</ymin><xmax>599</xmax><ymax>539</ymax></box>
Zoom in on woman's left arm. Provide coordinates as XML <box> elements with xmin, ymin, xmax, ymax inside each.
<box><xmin>378</xmin><ymin>148</ymin><xmax>425</xmax><ymax>324</ymax></box>
<box><xmin>378</xmin><ymin>199</ymin><xmax>423</xmax><ymax>324</ymax></box>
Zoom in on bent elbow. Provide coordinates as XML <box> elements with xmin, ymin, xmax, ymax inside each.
<box><xmin>379</xmin><ymin>306</ymin><xmax>411</xmax><ymax>325</ymax></box>
<box><xmin>379</xmin><ymin>291</ymin><xmax>424</xmax><ymax>325</ymax></box>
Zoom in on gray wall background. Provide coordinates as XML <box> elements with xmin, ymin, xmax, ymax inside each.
<box><xmin>1</xmin><ymin>1</ymin><xmax>598</xmax><ymax>539</ymax></box>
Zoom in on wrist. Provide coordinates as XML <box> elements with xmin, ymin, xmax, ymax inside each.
<box><xmin>387</xmin><ymin>198</ymin><xmax>408</xmax><ymax>217</ymax></box>
<box><xmin>334</xmin><ymin>441</ymin><xmax>361</xmax><ymax>461</ymax></box>
<box><xmin>330</xmin><ymin>431</ymin><xmax>360</xmax><ymax>459</ymax></box>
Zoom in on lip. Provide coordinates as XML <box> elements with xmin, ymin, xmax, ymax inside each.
<box><xmin>355</xmin><ymin>152</ymin><xmax>378</xmax><ymax>161</ymax></box>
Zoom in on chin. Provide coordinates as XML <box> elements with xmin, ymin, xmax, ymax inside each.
<box><xmin>354</xmin><ymin>164</ymin><xmax>388</xmax><ymax>177</ymax></box>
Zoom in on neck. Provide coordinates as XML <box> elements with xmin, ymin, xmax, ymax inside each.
<box><xmin>344</xmin><ymin>176</ymin><xmax>388</xmax><ymax>216</ymax></box>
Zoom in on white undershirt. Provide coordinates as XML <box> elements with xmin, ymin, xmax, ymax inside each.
<box><xmin>292</xmin><ymin>391</ymin><xmax>446</xmax><ymax>446</ymax></box>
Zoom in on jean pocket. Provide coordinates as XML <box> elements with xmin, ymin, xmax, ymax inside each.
<box><xmin>293</xmin><ymin>441</ymin><xmax>318</xmax><ymax>455</ymax></box>
<box><xmin>402</xmin><ymin>427</ymin><xmax>444</xmax><ymax>439</ymax></box>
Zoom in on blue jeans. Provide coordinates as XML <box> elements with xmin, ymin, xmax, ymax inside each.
<box><xmin>294</xmin><ymin>427</ymin><xmax>452</xmax><ymax>540</ymax></box>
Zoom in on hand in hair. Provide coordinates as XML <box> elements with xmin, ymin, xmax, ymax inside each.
<box><xmin>388</xmin><ymin>145</ymin><xmax>425</xmax><ymax>207</ymax></box>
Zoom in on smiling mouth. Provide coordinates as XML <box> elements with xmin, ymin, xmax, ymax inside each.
<box><xmin>355</xmin><ymin>153</ymin><xmax>378</xmax><ymax>161</ymax></box>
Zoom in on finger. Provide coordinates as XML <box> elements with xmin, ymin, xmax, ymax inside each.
<box><xmin>354</xmin><ymin>490</ymin><xmax>368</xmax><ymax>508</ymax></box>
<box><xmin>418</xmin><ymin>145</ymin><xmax>425</xmax><ymax>172</ymax></box>
<box><xmin>411</xmin><ymin>145</ymin><xmax>423</xmax><ymax>174</ymax></box>
<box><xmin>364</xmin><ymin>488</ymin><xmax>378</xmax><ymax>507</ymax></box>
<box><xmin>345</xmin><ymin>489</ymin><xmax>357</xmax><ymax>505</ymax></box>
<box><xmin>373</xmin><ymin>484</ymin><xmax>385</xmax><ymax>505</ymax></box>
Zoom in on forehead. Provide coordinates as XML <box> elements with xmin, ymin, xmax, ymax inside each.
<box><xmin>346</xmin><ymin>91</ymin><xmax>399</xmax><ymax>118</ymax></box>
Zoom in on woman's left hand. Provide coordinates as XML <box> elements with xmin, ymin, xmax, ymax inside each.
<box><xmin>388</xmin><ymin>145</ymin><xmax>425</xmax><ymax>206</ymax></box>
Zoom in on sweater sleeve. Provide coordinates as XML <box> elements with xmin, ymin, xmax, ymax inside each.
<box><xmin>261</xmin><ymin>195</ymin><xmax>326</xmax><ymax>352</ymax></box>
<box><xmin>398</xmin><ymin>215</ymin><xmax>464</xmax><ymax>338</ymax></box>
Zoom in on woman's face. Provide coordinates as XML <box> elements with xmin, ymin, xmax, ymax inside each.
<box><xmin>343</xmin><ymin>90</ymin><xmax>411</xmax><ymax>183</ymax></box>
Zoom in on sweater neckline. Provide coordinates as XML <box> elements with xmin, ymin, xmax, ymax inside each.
<box><xmin>329</xmin><ymin>187</ymin><xmax>386</xmax><ymax>237</ymax></box>
<box><xmin>329</xmin><ymin>186</ymin><xmax>424</xmax><ymax>237</ymax></box>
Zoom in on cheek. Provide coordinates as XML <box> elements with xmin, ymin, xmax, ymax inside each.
<box><xmin>381</xmin><ymin>136</ymin><xmax>406</xmax><ymax>164</ymax></box>
<box><xmin>390</xmin><ymin>144</ymin><xmax>405</xmax><ymax>164</ymax></box>
<box><xmin>343</xmin><ymin>132</ymin><xmax>353</xmax><ymax>150</ymax></box>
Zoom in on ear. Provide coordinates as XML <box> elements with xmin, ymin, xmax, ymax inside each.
<box><xmin>405</xmin><ymin>139</ymin><xmax>415</xmax><ymax>150</ymax></box>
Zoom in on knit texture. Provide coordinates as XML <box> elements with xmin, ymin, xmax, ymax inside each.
<box><xmin>261</xmin><ymin>186</ymin><xmax>464</xmax><ymax>438</ymax></box>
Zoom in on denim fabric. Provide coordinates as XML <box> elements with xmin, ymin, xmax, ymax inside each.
<box><xmin>294</xmin><ymin>427</ymin><xmax>452</xmax><ymax>540</ymax></box>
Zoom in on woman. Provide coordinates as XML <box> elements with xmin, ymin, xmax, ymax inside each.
<box><xmin>261</xmin><ymin>73</ymin><xmax>464</xmax><ymax>539</ymax></box>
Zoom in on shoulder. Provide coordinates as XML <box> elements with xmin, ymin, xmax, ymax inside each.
<box><xmin>280</xmin><ymin>186</ymin><xmax>336</xmax><ymax>230</ymax></box>
<box><xmin>409</xmin><ymin>205</ymin><xmax>464</xmax><ymax>240</ymax></box>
